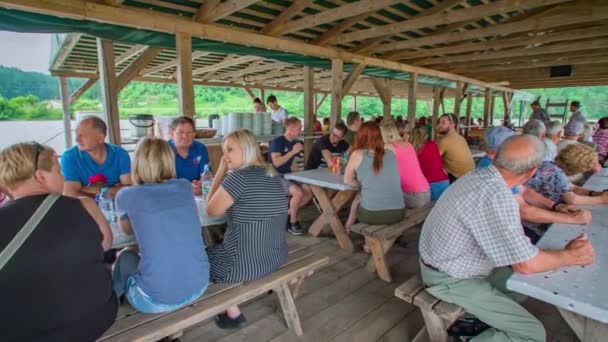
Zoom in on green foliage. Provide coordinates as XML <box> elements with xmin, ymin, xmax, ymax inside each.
<box><xmin>0</xmin><ymin>95</ymin><xmax>61</xmax><ymax>120</ymax></box>
<box><xmin>1</xmin><ymin>65</ymin><xmax>607</xmax><ymax>122</ymax></box>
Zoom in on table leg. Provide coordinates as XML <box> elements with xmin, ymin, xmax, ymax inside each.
<box><xmin>558</xmin><ymin>308</ymin><xmax>607</xmax><ymax>342</ymax></box>
<box><xmin>308</xmin><ymin>186</ymin><xmax>354</xmax><ymax>252</ymax></box>
<box><xmin>308</xmin><ymin>189</ymin><xmax>354</xmax><ymax>235</ymax></box>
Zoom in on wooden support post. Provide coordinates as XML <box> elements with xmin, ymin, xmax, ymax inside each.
<box><xmin>521</xmin><ymin>101</ymin><xmax>529</xmax><ymax>125</ymax></box>
<box><xmin>483</xmin><ymin>88</ymin><xmax>492</xmax><ymax>128</ymax></box>
<box><xmin>465</xmin><ymin>93</ymin><xmax>473</xmax><ymax>136</ymax></box>
<box><xmin>69</xmin><ymin>78</ymin><xmax>97</xmax><ymax>105</ymax></box>
<box><xmin>259</xmin><ymin>88</ymin><xmax>265</xmax><ymax>102</ymax></box>
<box><xmin>303</xmin><ymin>66</ymin><xmax>314</xmax><ymax>165</ymax></box>
<box><xmin>315</xmin><ymin>93</ymin><xmax>328</xmax><ymax>113</ymax></box>
<box><xmin>371</xmin><ymin>78</ymin><xmax>392</xmax><ymax>120</ymax></box>
<box><xmin>352</xmin><ymin>95</ymin><xmax>357</xmax><ymax>111</ymax></box>
<box><xmin>432</xmin><ymin>87</ymin><xmax>441</xmax><ymax>140</ymax></box>
<box><xmin>502</xmin><ymin>92</ymin><xmax>513</xmax><ymax>125</ymax></box>
<box><xmin>58</xmin><ymin>77</ymin><xmax>73</xmax><ymax>149</ymax></box>
<box><xmin>243</xmin><ymin>87</ymin><xmax>256</xmax><ymax>100</ymax></box>
<box><xmin>175</xmin><ymin>32</ymin><xmax>195</xmax><ymax>118</ymax></box>
<box><xmin>330</xmin><ymin>59</ymin><xmax>343</xmax><ymax>127</ymax></box>
<box><xmin>454</xmin><ymin>81</ymin><xmax>463</xmax><ymax>118</ymax></box>
<box><xmin>489</xmin><ymin>95</ymin><xmax>495</xmax><ymax>127</ymax></box>
<box><xmin>96</xmin><ymin>38</ymin><xmax>121</xmax><ymax>145</ymax></box>
<box><xmin>407</xmin><ymin>73</ymin><xmax>418</xmax><ymax>125</ymax></box>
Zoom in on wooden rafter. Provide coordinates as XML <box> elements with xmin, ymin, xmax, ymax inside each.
<box><xmin>452</xmin><ymin>54</ymin><xmax>608</xmax><ymax>74</ymax></box>
<box><xmin>141</xmin><ymin>51</ymin><xmax>208</xmax><ymax>76</ymax></box>
<box><xmin>279</xmin><ymin>0</ymin><xmax>402</xmax><ymax>36</ymax></box>
<box><xmin>116</xmin><ymin>46</ymin><xmax>163</xmax><ymax>91</ymax></box>
<box><xmin>195</xmin><ymin>0</ymin><xmax>257</xmax><ymax>23</ymax></box>
<box><xmin>69</xmin><ymin>77</ymin><xmax>97</xmax><ymax>104</ymax></box>
<box><xmin>385</xmin><ymin>24</ymin><xmax>608</xmax><ymax>60</ymax></box>
<box><xmin>350</xmin><ymin>0</ymin><xmax>464</xmax><ymax>55</ymax></box>
<box><xmin>260</xmin><ymin>0</ymin><xmax>315</xmax><ymax>36</ymax></box>
<box><xmin>382</xmin><ymin>2</ymin><xmax>608</xmax><ymax>51</ymax></box>
<box><xmin>418</xmin><ymin>39</ymin><xmax>608</xmax><ymax>66</ymax></box>
<box><xmin>6</xmin><ymin>0</ymin><xmax>544</xmax><ymax>93</ymax></box>
<box><xmin>340</xmin><ymin>63</ymin><xmax>366</xmax><ymax>99</ymax></box>
<box><xmin>332</xmin><ymin>0</ymin><xmax>570</xmax><ymax>45</ymax></box>
<box><xmin>50</xmin><ymin>33</ymin><xmax>82</xmax><ymax>70</ymax></box>
<box><xmin>191</xmin><ymin>55</ymin><xmax>260</xmax><ymax>76</ymax></box>
<box><xmin>115</xmin><ymin>44</ymin><xmax>147</xmax><ymax>65</ymax></box>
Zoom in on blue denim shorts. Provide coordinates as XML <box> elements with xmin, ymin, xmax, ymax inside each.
<box><xmin>124</xmin><ymin>276</ymin><xmax>207</xmax><ymax>314</ymax></box>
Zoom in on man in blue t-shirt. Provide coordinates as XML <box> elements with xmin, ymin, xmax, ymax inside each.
<box><xmin>478</xmin><ymin>127</ymin><xmax>590</xmax><ymax>243</ymax></box>
<box><xmin>61</xmin><ymin>116</ymin><xmax>131</xmax><ymax>199</ymax></box>
<box><xmin>168</xmin><ymin>116</ymin><xmax>209</xmax><ymax>196</ymax></box>
<box><xmin>269</xmin><ymin>117</ymin><xmax>312</xmax><ymax>235</ymax></box>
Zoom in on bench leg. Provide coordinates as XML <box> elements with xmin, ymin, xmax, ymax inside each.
<box><xmin>420</xmin><ymin>309</ymin><xmax>449</xmax><ymax>342</ymax></box>
<box><xmin>365</xmin><ymin>237</ymin><xmax>393</xmax><ymax>283</ymax></box>
<box><xmin>290</xmin><ymin>275</ymin><xmax>306</xmax><ymax>300</ymax></box>
<box><xmin>275</xmin><ymin>283</ymin><xmax>304</xmax><ymax>336</ymax></box>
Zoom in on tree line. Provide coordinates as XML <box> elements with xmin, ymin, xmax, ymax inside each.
<box><xmin>0</xmin><ymin>65</ymin><xmax>606</xmax><ymax>121</ymax></box>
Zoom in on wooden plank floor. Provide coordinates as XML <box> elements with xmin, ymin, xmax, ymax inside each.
<box><xmin>178</xmin><ymin>207</ymin><xmax>579</xmax><ymax>342</ymax></box>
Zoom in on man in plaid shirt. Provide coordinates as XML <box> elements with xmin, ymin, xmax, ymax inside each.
<box><xmin>419</xmin><ymin>134</ymin><xmax>595</xmax><ymax>341</ymax></box>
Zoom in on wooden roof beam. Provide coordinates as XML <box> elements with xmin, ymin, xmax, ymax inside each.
<box><xmin>385</xmin><ymin>24</ymin><xmax>608</xmax><ymax>61</ymax></box>
<box><xmin>194</xmin><ymin>0</ymin><xmax>257</xmax><ymax>23</ymax></box>
<box><xmin>331</xmin><ymin>0</ymin><xmax>570</xmax><ymax>45</ymax></box>
<box><xmin>115</xmin><ymin>44</ymin><xmax>147</xmax><ymax>66</ymax></box>
<box><xmin>116</xmin><ymin>46</ymin><xmax>163</xmax><ymax>91</ymax></box>
<box><xmin>141</xmin><ymin>51</ymin><xmax>209</xmax><ymax>76</ymax></box>
<box><xmin>260</xmin><ymin>0</ymin><xmax>315</xmax><ymax>36</ymax></box>
<box><xmin>450</xmin><ymin>54</ymin><xmax>608</xmax><ymax>73</ymax></box>
<box><xmin>382</xmin><ymin>2</ymin><xmax>608</xmax><ymax>51</ymax></box>
<box><xmin>279</xmin><ymin>0</ymin><xmax>402</xmax><ymax>36</ymax></box>
<box><xmin>0</xmin><ymin>0</ymin><xmax>523</xmax><ymax>93</ymax></box>
<box><xmin>50</xmin><ymin>33</ymin><xmax>82</xmax><ymax>70</ymax></box>
<box><xmin>192</xmin><ymin>55</ymin><xmax>261</xmax><ymax>76</ymax></box>
<box><xmin>340</xmin><ymin>63</ymin><xmax>366</xmax><ymax>99</ymax></box>
<box><xmin>349</xmin><ymin>0</ymin><xmax>464</xmax><ymax>54</ymax></box>
<box><xmin>219</xmin><ymin>62</ymin><xmax>290</xmax><ymax>82</ymax></box>
<box><xmin>417</xmin><ymin>39</ymin><xmax>608</xmax><ymax>66</ymax></box>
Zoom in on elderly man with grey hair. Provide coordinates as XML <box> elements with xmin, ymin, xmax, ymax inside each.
<box><xmin>557</xmin><ymin>120</ymin><xmax>584</xmax><ymax>153</ymax></box>
<box><xmin>544</xmin><ymin>121</ymin><xmax>563</xmax><ymax>161</ymax></box>
<box><xmin>419</xmin><ymin>135</ymin><xmax>595</xmax><ymax>342</ymax></box>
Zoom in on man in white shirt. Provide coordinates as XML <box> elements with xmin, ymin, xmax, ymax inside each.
<box><xmin>267</xmin><ymin>95</ymin><xmax>288</xmax><ymax>124</ymax></box>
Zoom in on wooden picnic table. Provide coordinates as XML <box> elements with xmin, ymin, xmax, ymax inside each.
<box><xmin>284</xmin><ymin>168</ymin><xmax>357</xmax><ymax>252</ymax></box>
<box><xmin>110</xmin><ymin>196</ymin><xmax>227</xmax><ymax>249</ymax></box>
<box><xmin>507</xmin><ymin>169</ymin><xmax>608</xmax><ymax>342</ymax></box>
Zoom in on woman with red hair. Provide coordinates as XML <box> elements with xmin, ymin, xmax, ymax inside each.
<box><xmin>344</xmin><ymin>122</ymin><xmax>405</xmax><ymax>235</ymax></box>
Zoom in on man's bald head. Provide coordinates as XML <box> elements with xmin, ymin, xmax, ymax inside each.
<box><xmin>494</xmin><ymin>135</ymin><xmax>545</xmax><ymax>175</ymax></box>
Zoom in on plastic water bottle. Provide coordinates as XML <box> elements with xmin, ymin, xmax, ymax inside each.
<box><xmin>201</xmin><ymin>164</ymin><xmax>213</xmax><ymax>199</ymax></box>
<box><xmin>97</xmin><ymin>188</ymin><xmax>115</xmax><ymax>223</ymax></box>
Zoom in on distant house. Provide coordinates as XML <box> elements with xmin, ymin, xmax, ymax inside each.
<box><xmin>45</xmin><ymin>99</ymin><xmax>62</xmax><ymax>109</ymax></box>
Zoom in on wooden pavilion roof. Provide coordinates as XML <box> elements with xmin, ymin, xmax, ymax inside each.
<box><xmin>2</xmin><ymin>0</ymin><xmax>606</xmax><ymax>97</ymax></box>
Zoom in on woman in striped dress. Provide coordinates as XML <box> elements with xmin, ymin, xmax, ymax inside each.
<box><xmin>206</xmin><ymin>129</ymin><xmax>289</xmax><ymax>329</ymax></box>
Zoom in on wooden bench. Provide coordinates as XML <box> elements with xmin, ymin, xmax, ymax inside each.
<box><xmin>350</xmin><ymin>202</ymin><xmax>434</xmax><ymax>282</ymax></box>
<box><xmin>100</xmin><ymin>250</ymin><xmax>329</xmax><ymax>341</ymax></box>
<box><xmin>395</xmin><ymin>273</ymin><xmax>464</xmax><ymax>342</ymax></box>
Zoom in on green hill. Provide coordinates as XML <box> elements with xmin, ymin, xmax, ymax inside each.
<box><xmin>0</xmin><ymin>65</ymin><xmax>606</xmax><ymax>121</ymax></box>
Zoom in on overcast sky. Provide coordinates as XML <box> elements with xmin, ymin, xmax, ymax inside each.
<box><xmin>0</xmin><ymin>31</ymin><xmax>52</xmax><ymax>74</ymax></box>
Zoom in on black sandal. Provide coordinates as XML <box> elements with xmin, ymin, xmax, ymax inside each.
<box><xmin>214</xmin><ymin>312</ymin><xmax>247</xmax><ymax>330</ymax></box>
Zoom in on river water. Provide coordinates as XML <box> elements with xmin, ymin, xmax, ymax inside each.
<box><xmin>0</xmin><ymin>120</ymin><xmax>133</xmax><ymax>154</ymax></box>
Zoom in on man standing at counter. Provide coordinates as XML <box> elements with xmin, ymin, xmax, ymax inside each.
<box><xmin>168</xmin><ymin>116</ymin><xmax>209</xmax><ymax>195</ymax></box>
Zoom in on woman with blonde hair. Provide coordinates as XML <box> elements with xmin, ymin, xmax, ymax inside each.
<box><xmin>0</xmin><ymin>142</ymin><xmax>117</xmax><ymax>340</ymax></box>
<box><xmin>409</xmin><ymin>127</ymin><xmax>449</xmax><ymax>201</ymax></box>
<box><xmin>206</xmin><ymin>129</ymin><xmax>288</xmax><ymax>329</ymax></box>
<box><xmin>381</xmin><ymin>120</ymin><xmax>430</xmax><ymax>208</ymax></box>
<box><xmin>113</xmin><ymin>138</ymin><xmax>209</xmax><ymax>314</ymax></box>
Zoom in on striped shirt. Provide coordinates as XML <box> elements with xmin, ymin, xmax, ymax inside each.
<box><xmin>208</xmin><ymin>165</ymin><xmax>289</xmax><ymax>283</ymax></box>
